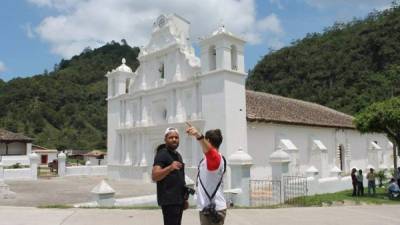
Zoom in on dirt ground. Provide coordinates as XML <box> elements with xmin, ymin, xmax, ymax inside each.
<box><xmin>0</xmin><ymin>176</ymin><xmax>156</xmax><ymax>207</ymax></box>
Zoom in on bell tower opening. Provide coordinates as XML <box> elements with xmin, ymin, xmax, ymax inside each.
<box><xmin>231</xmin><ymin>45</ymin><xmax>237</xmax><ymax>70</ymax></box>
<box><xmin>209</xmin><ymin>45</ymin><xmax>216</xmax><ymax>71</ymax></box>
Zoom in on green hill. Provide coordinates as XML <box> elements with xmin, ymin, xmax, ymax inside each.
<box><xmin>246</xmin><ymin>4</ymin><xmax>400</xmax><ymax>115</ymax></box>
<box><xmin>0</xmin><ymin>42</ymin><xmax>139</xmax><ymax>150</ymax></box>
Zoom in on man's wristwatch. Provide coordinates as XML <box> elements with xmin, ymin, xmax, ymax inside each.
<box><xmin>196</xmin><ymin>134</ymin><xmax>204</xmax><ymax>140</ymax></box>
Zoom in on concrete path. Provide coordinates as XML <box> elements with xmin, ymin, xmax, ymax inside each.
<box><xmin>0</xmin><ymin>205</ymin><xmax>399</xmax><ymax>225</ymax></box>
<box><xmin>0</xmin><ymin>176</ymin><xmax>155</xmax><ymax>206</ymax></box>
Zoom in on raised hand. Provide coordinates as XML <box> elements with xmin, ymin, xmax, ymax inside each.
<box><xmin>185</xmin><ymin>122</ymin><xmax>200</xmax><ymax>138</ymax></box>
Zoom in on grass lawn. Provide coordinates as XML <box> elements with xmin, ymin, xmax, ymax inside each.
<box><xmin>302</xmin><ymin>187</ymin><xmax>400</xmax><ymax>207</ymax></box>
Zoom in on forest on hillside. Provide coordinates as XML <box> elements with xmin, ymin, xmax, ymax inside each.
<box><xmin>246</xmin><ymin>3</ymin><xmax>400</xmax><ymax>115</ymax></box>
<box><xmin>0</xmin><ymin>42</ymin><xmax>139</xmax><ymax>150</ymax></box>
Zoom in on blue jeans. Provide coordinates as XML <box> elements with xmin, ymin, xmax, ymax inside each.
<box><xmin>368</xmin><ymin>181</ymin><xmax>376</xmax><ymax>195</ymax></box>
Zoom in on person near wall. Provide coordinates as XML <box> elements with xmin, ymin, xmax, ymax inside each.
<box><xmin>366</xmin><ymin>168</ymin><xmax>376</xmax><ymax>196</ymax></box>
<box><xmin>388</xmin><ymin>178</ymin><xmax>400</xmax><ymax>199</ymax></box>
<box><xmin>397</xmin><ymin>167</ymin><xmax>400</xmax><ymax>188</ymax></box>
<box><xmin>351</xmin><ymin>168</ymin><xmax>358</xmax><ymax>196</ymax></box>
<box><xmin>152</xmin><ymin>127</ymin><xmax>188</xmax><ymax>225</ymax></box>
<box><xmin>356</xmin><ymin>169</ymin><xmax>364</xmax><ymax>196</ymax></box>
<box><xmin>186</xmin><ymin>122</ymin><xmax>227</xmax><ymax>225</ymax></box>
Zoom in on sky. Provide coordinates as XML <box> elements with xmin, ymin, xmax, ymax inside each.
<box><xmin>0</xmin><ymin>0</ymin><xmax>394</xmax><ymax>81</ymax></box>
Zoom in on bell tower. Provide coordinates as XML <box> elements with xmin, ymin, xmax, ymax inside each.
<box><xmin>200</xmin><ymin>25</ymin><xmax>245</xmax><ymax>74</ymax></box>
<box><xmin>198</xmin><ymin>25</ymin><xmax>248</xmax><ymax>158</ymax></box>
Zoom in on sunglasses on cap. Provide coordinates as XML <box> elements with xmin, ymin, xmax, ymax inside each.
<box><xmin>165</xmin><ymin>127</ymin><xmax>179</xmax><ymax>135</ymax></box>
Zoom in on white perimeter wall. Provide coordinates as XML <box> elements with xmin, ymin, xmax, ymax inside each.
<box><xmin>65</xmin><ymin>165</ymin><xmax>107</xmax><ymax>176</ymax></box>
<box><xmin>247</xmin><ymin>122</ymin><xmax>391</xmax><ymax>179</ymax></box>
<box><xmin>3</xmin><ymin>168</ymin><xmax>33</xmax><ymax>180</ymax></box>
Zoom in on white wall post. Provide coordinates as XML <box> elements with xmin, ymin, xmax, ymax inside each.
<box><xmin>270</xmin><ymin>149</ymin><xmax>291</xmax><ymax>179</ymax></box>
<box><xmin>91</xmin><ymin>180</ymin><xmax>116</xmax><ymax>207</ymax></box>
<box><xmin>29</xmin><ymin>153</ymin><xmax>39</xmax><ymax>180</ymax></box>
<box><xmin>0</xmin><ymin>161</ymin><xmax>4</xmax><ymax>182</ymax></box>
<box><xmin>330</xmin><ymin>166</ymin><xmax>342</xmax><ymax>178</ymax></box>
<box><xmin>305</xmin><ymin>166</ymin><xmax>319</xmax><ymax>178</ymax></box>
<box><xmin>26</xmin><ymin>143</ymin><xmax>32</xmax><ymax>155</ymax></box>
<box><xmin>85</xmin><ymin>160</ymin><xmax>92</xmax><ymax>176</ymax></box>
<box><xmin>0</xmin><ymin>160</ymin><xmax>16</xmax><ymax>199</ymax></box>
<box><xmin>58</xmin><ymin>152</ymin><xmax>66</xmax><ymax>177</ymax></box>
<box><xmin>228</xmin><ymin>148</ymin><xmax>253</xmax><ymax>206</ymax></box>
<box><xmin>269</xmin><ymin>149</ymin><xmax>291</xmax><ymax>203</ymax></box>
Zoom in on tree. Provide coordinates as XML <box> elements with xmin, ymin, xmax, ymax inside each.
<box><xmin>354</xmin><ymin>97</ymin><xmax>400</xmax><ymax>175</ymax></box>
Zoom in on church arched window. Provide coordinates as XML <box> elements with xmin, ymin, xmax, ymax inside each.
<box><xmin>209</xmin><ymin>45</ymin><xmax>216</xmax><ymax>71</ymax></box>
<box><xmin>231</xmin><ymin>45</ymin><xmax>238</xmax><ymax>70</ymax></box>
<box><xmin>159</xmin><ymin>63</ymin><xmax>165</xmax><ymax>79</ymax></box>
<box><xmin>125</xmin><ymin>78</ymin><xmax>130</xmax><ymax>94</ymax></box>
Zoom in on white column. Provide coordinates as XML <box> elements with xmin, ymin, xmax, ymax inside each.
<box><xmin>141</xmin><ymin>101</ymin><xmax>149</xmax><ymax>126</ymax></box>
<box><xmin>0</xmin><ymin>161</ymin><xmax>4</xmax><ymax>182</ymax></box>
<box><xmin>26</xmin><ymin>143</ymin><xmax>32</xmax><ymax>155</ymax></box>
<box><xmin>29</xmin><ymin>153</ymin><xmax>39</xmax><ymax>180</ymax></box>
<box><xmin>269</xmin><ymin>149</ymin><xmax>291</xmax><ymax>203</ymax></box>
<box><xmin>237</xmin><ymin>46</ymin><xmax>245</xmax><ymax>73</ymax></box>
<box><xmin>175</xmin><ymin>89</ymin><xmax>185</xmax><ymax>122</ymax></box>
<box><xmin>270</xmin><ymin>149</ymin><xmax>290</xmax><ymax>179</ymax></box>
<box><xmin>0</xmin><ymin>160</ymin><xmax>16</xmax><ymax>199</ymax></box>
<box><xmin>136</xmin><ymin>134</ymin><xmax>141</xmax><ymax>166</ymax></box>
<box><xmin>228</xmin><ymin>148</ymin><xmax>253</xmax><ymax>206</ymax></box>
<box><xmin>58</xmin><ymin>152</ymin><xmax>66</xmax><ymax>177</ymax></box>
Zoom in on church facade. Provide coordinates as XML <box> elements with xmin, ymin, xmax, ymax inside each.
<box><xmin>106</xmin><ymin>14</ymin><xmax>394</xmax><ymax>184</ymax></box>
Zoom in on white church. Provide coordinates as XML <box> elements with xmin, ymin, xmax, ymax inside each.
<box><xmin>106</xmin><ymin>14</ymin><xmax>394</xmax><ymax>184</ymax></box>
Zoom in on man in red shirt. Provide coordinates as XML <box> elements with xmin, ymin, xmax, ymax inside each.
<box><xmin>186</xmin><ymin>122</ymin><xmax>227</xmax><ymax>225</ymax></box>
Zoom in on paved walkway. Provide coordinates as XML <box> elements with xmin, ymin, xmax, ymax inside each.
<box><xmin>0</xmin><ymin>176</ymin><xmax>155</xmax><ymax>206</ymax></box>
<box><xmin>0</xmin><ymin>205</ymin><xmax>399</xmax><ymax>225</ymax></box>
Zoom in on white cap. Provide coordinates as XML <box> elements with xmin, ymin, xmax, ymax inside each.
<box><xmin>165</xmin><ymin>127</ymin><xmax>179</xmax><ymax>136</ymax></box>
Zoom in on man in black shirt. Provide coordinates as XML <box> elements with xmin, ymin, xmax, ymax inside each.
<box><xmin>152</xmin><ymin>127</ymin><xmax>187</xmax><ymax>225</ymax></box>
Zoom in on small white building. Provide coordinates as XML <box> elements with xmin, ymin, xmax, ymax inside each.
<box><xmin>32</xmin><ymin>145</ymin><xmax>58</xmax><ymax>165</ymax></box>
<box><xmin>106</xmin><ymin>14</ymin><xmax>393</xmax><ymax>184</ymax></box>
<box><xmin>0</xmin><ymin>129</ymin><xmax>33</xmax><ymax>166</ymax></box>
<box><xmin>84</xmin><ymin>150</ymin><xmax>108</xmax><ymax>166</ymax></box>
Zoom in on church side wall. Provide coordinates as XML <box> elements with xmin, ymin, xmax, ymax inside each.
<box><xmin>246</xmin><ymin>122</ymin><xmax>391</xmax><ymax>179</ymax></box>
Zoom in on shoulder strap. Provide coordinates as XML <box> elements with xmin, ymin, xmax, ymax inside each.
<box><xmin>196</xmin><ymin>158</ymin><xmax>204</xmax><ymax>187</ymax></box>
<box><xmin>222</xmin><ymin>155</ymin><xmax>226</xmax><ymax>174</ymax></box>
<box><xmin>197</xmin><ymin>155</ymin><xmax>226</xmax><ymax>202</ymax></box>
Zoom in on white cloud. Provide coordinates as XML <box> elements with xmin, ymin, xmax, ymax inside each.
<box><xmin>0</xmin><ymin>61</ymin><xmax>6</xmax><ymax>73</ymax></box>
<box><xmin>28</xmin><ymin>0</ymin><xmax>285</xmax><ymax>58</ymax></box>
<box><xmin>28</xmin><ymin>0</ymin><xmax>84</xmax><ymax>11</ymax></box>
<box><xmin>22</xmin><ymin>23</ymin><xmax>35</xmax><ymax>38</ymax></box>
<box><xmin>304</xmin><ymin>0</ymin><xmax>393</xmax><ymax>10</ymax></box>
<box><xmin>257</xmin><ymin>14</ymin><xmax>283</xmax><ymax>34</ymax></box>
<box><xmin>256</xmin><ymin>14</ymin><xmax>285</xmax><ymax>49</ymax></box>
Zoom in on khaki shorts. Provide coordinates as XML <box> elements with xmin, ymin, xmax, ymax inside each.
<box><xmin>199</xmin><ymin>209</ymin><xmax>227</xmax><ymax>225</ymax></box>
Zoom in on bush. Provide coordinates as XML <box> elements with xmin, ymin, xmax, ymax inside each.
<box><xmin>5</xmin><ymin>163</ymin><xmax>29</xmax><ymax>169</ymax></box>
<box><xmin>377</xmin><ymin>170</ymin><xmax>387</xmax><ymax>187</ymax></box>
